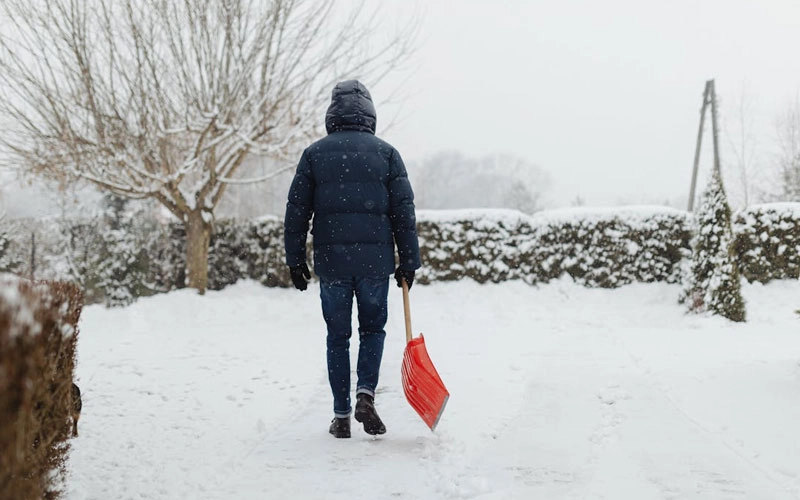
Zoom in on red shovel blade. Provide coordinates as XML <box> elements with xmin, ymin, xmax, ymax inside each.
<box><xmin>401</xmin><ymin>334</ymin><xmax>449</xmax><ymax>430</ymax></box>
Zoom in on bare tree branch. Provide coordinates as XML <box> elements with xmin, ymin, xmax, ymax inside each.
<box><xmin>0</xmin><ymin>0</ymin><xmax>419</xmax><ymax>291</ymax></box>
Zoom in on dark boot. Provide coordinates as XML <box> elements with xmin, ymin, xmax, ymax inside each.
<box><xmin>329</xmin><ymin>417</ymin><xmax>351</xmax><ymax>438</ymax></box>
<box><xmin>354</xmin><ymin>393</ymin><xmax>386</xmax><ymax>435</ymax></box>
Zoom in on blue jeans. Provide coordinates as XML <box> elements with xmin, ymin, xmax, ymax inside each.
<box><xmin>320</xmin><ymin>275</ymin><xmax>389</xmax><ymax>418</ymax></box>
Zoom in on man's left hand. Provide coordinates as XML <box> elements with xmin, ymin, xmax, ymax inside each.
<box><xmin>289</xmin><ymin>263</ymin><xmax>311</xmax><ymax>291</ymax></box>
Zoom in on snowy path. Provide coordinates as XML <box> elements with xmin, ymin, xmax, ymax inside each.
<box><xmin>66</xmin><ymin>279</ymin><xmax>800</xmax><ymax>499</ymax></box>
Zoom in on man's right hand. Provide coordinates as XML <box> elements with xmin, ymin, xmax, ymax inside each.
<box><xmin>289</xmin><ymin>263</ymin><xmax>311</xmax><ymax>291</ymax></box>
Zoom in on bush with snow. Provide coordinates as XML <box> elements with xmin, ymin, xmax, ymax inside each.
<box><xmin>2</xmin><ymin>204</ymin><xmax>798</xmax><ymax>307</ymax></box>
<box><xmin>207</xmin><ymin>217</ymin><xmax>293</xmax><ymax>290</ymax></box>
<box><xmin>682</xmin><ymin>172</ymin><xmax>746</xmax><ymax>322</ymax></box>
<box><xmin>416</xmin><ymin>210</ymin><xmax>535</xmax><ymax>284</ymax></box>
<box><xmin>0</xmin><ymin>227</ymin><xmax>21</xmax><ymax>274</ymax></box>
<box><xmin>529</xmin><ymin>207</ymin><xmax>691</xmax><ymax>287</ymax></box>
<box><xmin>416</xmin><ymin>207</ymin><xmax>691</xmax><ymax>287</ymax></box>
<box><xmin>734</xmin><ymin>203</ymin><xmax>800</xmax><ymax>283</ymax></box>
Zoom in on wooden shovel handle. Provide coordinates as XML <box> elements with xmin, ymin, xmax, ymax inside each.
<box><xmin>402</xmin><ymin>278</ymin><xmax>413</xmax><ymax>343</ymax></box>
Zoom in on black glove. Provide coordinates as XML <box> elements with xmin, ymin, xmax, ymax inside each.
<box><xmin>394</xmin><ymin>268</ymin><xmax>415</xmax><ymax>290</ymax></box>
<box><xmin>289</xmin><ymin>263</ymin><xmax>311</xmax><ymax>291</ymax></box>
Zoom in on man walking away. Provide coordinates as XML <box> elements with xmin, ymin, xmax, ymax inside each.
<box><xmin>284</xmin><ymin>80</ymin><xmax>421</xmax><ymax>438</ymax></box>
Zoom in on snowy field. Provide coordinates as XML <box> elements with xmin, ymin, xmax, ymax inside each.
<box><xmin>66</xmin><ymin>278</ymin><xmax>800</xmax><ymax>500</ymax></box>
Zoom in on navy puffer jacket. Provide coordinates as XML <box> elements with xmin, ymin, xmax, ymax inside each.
<box><xmin>284</xmin><ymin>80</ymin><xmax>421</xmax><ymax>279</ymax></box>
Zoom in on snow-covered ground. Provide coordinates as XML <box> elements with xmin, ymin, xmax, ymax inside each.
<box><xmin>66</xmin><ymin>278</ymin><xmax>800</xmax><ymax>500</ymax></box>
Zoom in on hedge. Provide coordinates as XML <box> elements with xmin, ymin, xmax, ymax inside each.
<box><xmin>416</xmin><ymin>207</ymin><xmax>691</xmax><ymax>287</ymax></box>
<box><xmin>0</xmin><ymin>275</ymin><xmax>82</xmax><ymax>500</ymax></box>
<box><xmin>734</xmin><ymin>203</ymin><xmax>800</xmax><ymax>282</ymax></box>
<box><xmin>1</xmin><ymin>204</ymin><xmax>798</xmax><ymax>306</ymax></box>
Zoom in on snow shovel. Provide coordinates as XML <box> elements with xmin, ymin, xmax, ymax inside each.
<box><xmin>400</xmin><ymin>279</ymin><xmax>449</xmax><ymax>431</ymax></box>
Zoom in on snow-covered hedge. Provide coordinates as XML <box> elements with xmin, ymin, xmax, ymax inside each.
<box><xmin>208</xmin><ymin>217</ymin><xmax>292</xmax><ymax>289</ymax></box>
<box><xmin>734</xmin><ymin>203</ymin><xmax>800</xmax><ymax>282</ymax></box>
<box><xmin>144</xmin><ymin>216</ymin><xmax>294</xmax><ymax>292</ymax></box>
<box><xmin>0</xmin><ymin>275</ymin><xmax>82</xmax><ymax>500</ymax></box>
<box><xmin>0</xmin><ymin>230</ymin><xmax>21</xmax><ymax>273</ymax></box>
<box><xmin>416</xmin><ymin>210</ymin><xmax>536</xmax><ymax>284</ymax></box>
<box><xmin>417</xmin><ymin>207</ymin><xmax>691</xmax><ymax>287</ymax></box>
<box><xmin>3</xmin><ymin>204</ymin><xmax>799</xmax><ymax>305</ymax></box>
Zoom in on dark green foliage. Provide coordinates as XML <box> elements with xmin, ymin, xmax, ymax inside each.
<box><xmin>683</xmin><ymin>171</ymin><xmax>746</xmax><ymax>322</ymax></box>
<box><xmin>96</xmin><ymin>197</ymin><xmax>152</xmax><ymax>306</ymax></box>
<box><xmin>416</xmin><ymin>209</ymin><xmax>692</xmax><ymax>287</ymax></box>
<box><xmin>415</xmin><ymin>212</ymin><xmax>535</xmax><ymax>284</ymax></box>
<box><xmin>208</xmin><ymin>217</ymin><xmax>293</xmax><ymax>289</ymax></box>
<box><xmin>733</xmin><ymin>204</ymin><xmax>800</xmax><ymax>282</ymax></box>
<box><xmin>207</xmin><ymin>219</ymin><xmax>244</xmax><ymax>290</ymax></box>
<box><xmin>0</xmin><ymin>228</ymin><xmax>22</xmax><ymax>273</ymax></box>
<box><xmin>61</xmin><ymin>218</ymin><xmax>106</xmax><ymax>304</ymax></box>
<box><xmin>528</xmin><ymin>211</ymin><xmax>692</xmax><ymax>288</ymax></box>
<box><xmin>147</xmin><ymin>222</ymin><xmax>186</xmax><ymax>292</ymax></box>
<box><xmin>58</xmin><ymin>212</ymin><xmax>152</xmax><ymax>307</ymax></box>
<box><xmin>2</xmin><ymin>204</ymin><xmax>798</xmax><ymax>307</ymax></box>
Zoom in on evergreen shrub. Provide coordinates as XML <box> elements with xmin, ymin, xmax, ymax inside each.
<box><xmin>682</xmin><ymin>172</ymin><xmax>746</xmax><ymax>322</ymax></box>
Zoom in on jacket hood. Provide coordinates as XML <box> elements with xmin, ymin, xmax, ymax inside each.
<box><xmin>325</xmin><ymin>80</ymin><xmax>377</xmax><ymax>135</ymax></box>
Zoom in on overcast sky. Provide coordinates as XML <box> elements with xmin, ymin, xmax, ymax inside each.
<box><xmin>375</xmin><ymin>0</ymin><xmax>800</xmax><ymax>208</ymax></box>
<box><xmin>4</xmin><ymin>1</ymin><xmax>800</xmax><ymax>215</ymax></box>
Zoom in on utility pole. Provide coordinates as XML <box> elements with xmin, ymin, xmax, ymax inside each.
<box><xmin>709</xmin><ymin>79</ymin><xmax>722</xmax><ymax>178</ymax></box>
<box><xmin>688</xmin><ymin>80</ymin><xmax>712</xmax><ymax>212</ymax></box>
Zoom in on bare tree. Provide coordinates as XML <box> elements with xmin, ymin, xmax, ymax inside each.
<box><xmin>723</xmin><ymin>84</ymin><xmax>759</xmax><ymax>207</ymax></box>
<box><xmin>414</xmin><ymin>151</ymin><xmax>551</xmax><ymax>213</ymax></box>
<box><xmin>0</xmin><ymin>0</ymin><xmax>416</xmax><ymax>293</ymax></box>
<box><xmin>772</xmin><ymin>97</ymin><xmax>800</xmax><ymax>202</ymax></box>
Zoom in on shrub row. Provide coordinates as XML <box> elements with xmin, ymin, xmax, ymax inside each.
<box><xmin>2</xmin><ymin>204</ymin><xmax>798</xmax><ymax>305</ymax></box>
<box><xmin>416</xmin><ymin>207</ymin><xmax>691</xmax><ymax>287</ymax></box>
<box><xmin>149</xmin><ymin>217</ymin><xmax>293</xmax><ymax>293</ymax></box>
<box><xmin>734</xmin><ymin>203</ymin><xmax>800</xmax><ymax>282</ymax></box>
<box><xmin>0</xmin><ymin>275</ymin><xmax>82</xmax><ymax>500</ymax></box>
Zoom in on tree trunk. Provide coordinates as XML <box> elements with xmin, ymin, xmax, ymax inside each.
<box><xmin>185</xmin><ymin>211</ymin><xmax>212</xmax><ymax>295</ymax></box>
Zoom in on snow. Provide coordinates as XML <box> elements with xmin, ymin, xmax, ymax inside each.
<box><xmin>418</xmin><ymin>208</ymin><xmax>531</xmax><ymax>225</ymax></box>
<box><xmin>531</xmin><ymin>205</ymin><xmax>689</xmax><ymax>225</ymax></box>
<box><xmin>65</xmin><ymin>278</ymin><xmax>800</xmax><ymax>499</ymax></box>
<box><xmin>417</xmin><ymin>206</ymin><xmax>690</xmax><ymax>227</ymax></box>
<box><xmin>0</xmin><ymin>273</ymin><xmax>41</xmax><ymax>338</ymax></box>
<box><xmin>747</xmin><ymin>203</ymin><xmax>800</xmax><ymax>216</ymax></box>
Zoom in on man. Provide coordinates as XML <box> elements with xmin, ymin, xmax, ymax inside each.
<box><xmin>284</xmin><ymin>80</ymin><xmax>421</xmax><ymax>438</ymax></box>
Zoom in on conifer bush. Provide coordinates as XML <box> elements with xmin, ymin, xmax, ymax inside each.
<box><xmin>0</xmin><ymin>227</ymin><xmax>22</xmax><ymax>274</ymax></box>
<box><xmin>146</xmin><ymin>222</ymin><xmax>187</xmax><ymax>293</ymax></box>
<box><xmin>682</xmin><ymin>171</ymin><xmax>746</xmax><ymax>322</ymax></box>
<box><xmin>98</xmin><ymin>226</ymin><xmax>149</xmax><ymax>307</ymax></box>
<box><xmin>96</xmin><ymin>197</ymin><xmax>152</xmax><ymax>307</ymax></box>
<box><xmin>59</xmin><ymin>217</ymin><xmax>106</xmax><ymax>304</ymax></box>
